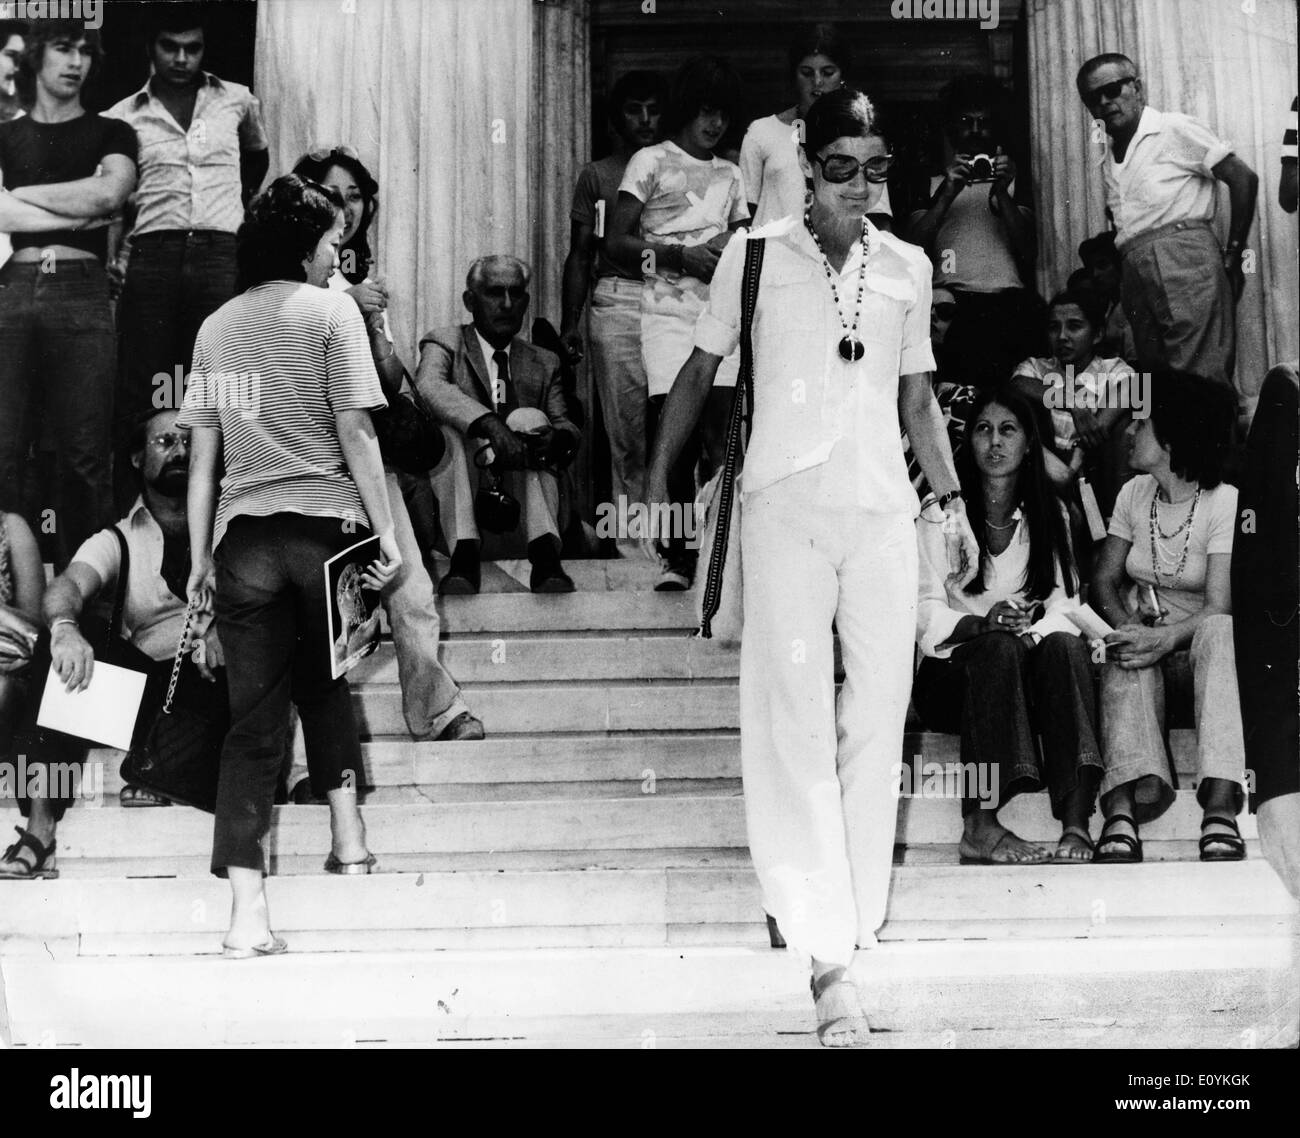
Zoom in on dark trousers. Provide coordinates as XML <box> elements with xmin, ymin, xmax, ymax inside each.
<box><xmin>911</xmin><ymin>630</ymin><xmax>1101</xmax><ymax>818</ymax></box>
<box><xmin>0</xmin><ymin>636</ymin><xmax>90</xmax><ymax>824</ymax></box>
<box><xmin>117</xmin><ymin>232</ymin><xmax>237</xmax><ymax>507</ymax></box>
<box><xmin>0</xmin><ymin>260</ymin><xmax>116</xmax><ymax>569</ymax></box>
<box><xmin>945</xmin><ymin>287</ymin><xmax>1046</xmax><ymax>390</ymax></box>
<box><xmin>211</xmin><ymin>513</ymin><xmax>367</xmax><ymax>876</ymax></box>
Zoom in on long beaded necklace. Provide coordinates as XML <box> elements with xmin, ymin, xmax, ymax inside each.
<box><xmin>805</xmin><ymin>206</ymin><xmax>873</xmax><ymax>362</ymax></box>
<box><xmin>1148</xmin><ymin>486</ymin><xmax>1201</xmax><ymax>587</ymax></box>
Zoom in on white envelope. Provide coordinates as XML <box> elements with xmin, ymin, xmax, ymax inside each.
<box><xmin>36</xmin><ymin>661</ymin><xmax>148</xmax><ymax>750</ymax></box>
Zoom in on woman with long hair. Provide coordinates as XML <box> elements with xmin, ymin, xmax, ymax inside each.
<box><xmin>912</xmin><ymin>384</ymin><xmax>1100</xmax><ymax>865</ymax></box>
<box><xmin>1091</xmin><ymin>371</ymin><xmax>1245</xmax><ymax>864</ymax></box>
<box><xmin>646</xmin><ymin>88</ymin><xmax>977</xmax><ymax>1046</ymax></box>
<box><xmin>179</xmin><ymin>175</ymin><xmax>400</xmax><ymax>956</ymax></box>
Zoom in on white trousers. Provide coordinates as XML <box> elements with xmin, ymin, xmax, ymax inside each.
<box><xmin>739</xmin><ymin>444</ymin><xmax>918</xmax><ymax>967</ymax></box>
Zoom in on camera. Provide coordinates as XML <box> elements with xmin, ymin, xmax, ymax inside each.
<box><xmin>967</xmin><ymin>153</ymin><xmax>995</xmax><ymax>182</ymax></box>
<box><xmin>471</xmin><ymin>441</ymin><xmax>522</xmax><ymax>534</ymax></box>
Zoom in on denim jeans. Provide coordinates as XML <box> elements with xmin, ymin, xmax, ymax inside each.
<box><xmin>118</xmin><ymin>232</ymin><xmax>238</xmax><ymax>418</ymax></box>
<box><xmin>912</xmin><ymin>630</ymin><xmax>1102</xmax><ymax>819</ymax></box>
<box><xmin>589</xmin><ymin>276</ymin><xmax>648</xmax><ymax>510</ymax></box>
<box><xmin>1099</xmin><ymin>613</ymin><xmax>1247</xmax><ymax>822</ymax></box>
<box><xmin>0</xmin><ymin>260</ymin><xmax>116</xmax><ymax>568</ymax></box>
<box><xmin>212</xmin><ymin>513</ymin><xmax>366</xmax><ymax>876</ymax></box>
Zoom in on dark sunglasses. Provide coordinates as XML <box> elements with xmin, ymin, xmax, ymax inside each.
<box><xmin>811</xmin><ymin>152</ymin><xmax>894</xmax><ymax>184</ymax></box>
<box><xmin>1082</xmin><ymin>76</ymin><xmax>1136</xmax><ymax>109</ymax></box>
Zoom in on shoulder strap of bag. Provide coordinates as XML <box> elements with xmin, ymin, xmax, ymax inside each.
<box><xmin>108</xmin><ymin>525</ymin><xmax>131</xmax><ymax>644</ymax></box>
<box><xmin>697</xmin><ymin>236</ymin><xmax>765</xmax><ymax>640</ymax></box>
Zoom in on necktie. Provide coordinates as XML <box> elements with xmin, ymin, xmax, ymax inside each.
<box><xmin>492</xmin><ymin>349</ymin><xmax>519</xmax><ymax>417</ymax></box>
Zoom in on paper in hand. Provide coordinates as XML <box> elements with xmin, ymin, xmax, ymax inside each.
<box><xmin>36</xmin><ymin>661</ymin><xmax>148</xmax><ymax>750</ymax></box>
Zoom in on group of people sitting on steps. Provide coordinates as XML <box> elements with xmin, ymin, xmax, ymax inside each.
<box><xmin>0</xmin><ymin>13</ymin><xmax>1296</xmax><ymax>994</ymax></box>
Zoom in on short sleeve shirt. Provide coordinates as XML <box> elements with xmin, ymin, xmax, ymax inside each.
<box><xmin>694</xmin><ymin>217</ymin><xmax>936</xmax><ymax>511</ymax></box>
<box><xmin>619</xmin><ymin>140</ymin><xmax>748</xmax><ymax>280</ymax></box>
<box><xmin>104</xmin><ymin>73</ymin><xmax>268</xmax><ymax>236</ymax></box>
<box><xmin>1108</xmin><ymin>474</ymin><xmax>1238</xmax><ymax>622</ymax></box>
<box><xmin>1012</xmin><ymin>355</ymin><xmax>1137</xmax><ymax>450</ymax></box>
<box><xmin>176</xmin><ymin>282</ymin><xmax>387</xmax><ymax>550</ymax></box>
<box><xmin>0</xmin><ymin>113</ymin><xmax>138</xmax><ymax>259</ymax></box>
<box><xmin>1100</xmin><ymin>106</ymin><xmax>1233</xmax><ymax>248</ymax></box>
<box><xmin>570</xmin><ymin>154</ymin><xmax>639</xmax><ymax>281</ymax></box>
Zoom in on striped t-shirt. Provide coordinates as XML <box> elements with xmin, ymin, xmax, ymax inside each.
<box><xmin>177</xmin><ymin>280</ymin><xmax>387</xmax><ymax>550</ymax></box>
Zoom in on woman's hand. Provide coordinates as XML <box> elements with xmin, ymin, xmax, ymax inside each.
<box><xmin>194</xmin><ymin>625</ymin><xmax>226</xmax><ymax>682</ymax></box>
<box><xmin>981</xmin><ymin>600</ymin><xmax>1032</xmax><ymax>636</ymax></box>
<box><xmin>347</xmin><ymin>278</ymin><xmax>388</xmax><ymax>315</ymax></box>
<box><xmin>50</xmin><ymin>623</ymin><xmax>95</xmax><ymax>694</ymax></box>
<box><xmin>1104</xmin><ymin>625</ymin><xmax>1172</xmax><ymax>669</ymax></box>
<box><xmin>186</xmin><ymin>554</ymin><xmax>216</xmax><ymax>614</ymax></box>
<box><xmin>942</xmin><ymin>501</ymin><xmax>980</xmax><ymax>588</ymax></box>
<box><xmin>1071</xmin><ymin>406</ymin><xmax>1106</xmax><ymax>450</ymax></box>
<box><xmin>361</xmin><ymin>528</ymin><xmax>402</xmax><ymax>592</ymax></box>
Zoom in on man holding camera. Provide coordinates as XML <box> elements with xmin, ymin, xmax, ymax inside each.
<box><xmin>416</xmin><ymin>255</ymin><xmax>581</xmax><ymax>595</ymax></box>
<box><xmin>908</xmin><ymin>75</ymin><xmax>1040</xmax><ymax>388</ymax></box>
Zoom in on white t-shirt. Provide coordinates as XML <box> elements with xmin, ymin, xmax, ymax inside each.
<box><xmin>1012</xmin><ymin>355</ymin><xmax>1137</xmax><ymax>450</ymax></box>
<box><xmin>920</xmin><ymin>175</ymin><xmax>1029</xmax><ymax>292</ymax></box>
<box><xmin>1108</xmin><ymin>474</ymin><xmax>1238</xmax><ymax>623</ymax></box>
<box><xmin>739</xmin><ymin>113</ymin><xmax>894</xmax><ymax>228</ymax></box>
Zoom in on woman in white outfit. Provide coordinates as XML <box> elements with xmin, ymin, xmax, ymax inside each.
<box><xmin>646</xmin><ymin>89</ymin><xmax>977</xmax><ymax>1047</ymax></box>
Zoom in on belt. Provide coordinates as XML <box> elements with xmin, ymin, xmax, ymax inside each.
<box><xmin>1119</xmin><ymin>219</ymin><xmax>1215</xmax><ymax>256</ymax></box>
<box><xmin>132</xmin><ymin>229</ymin><xmax>235</xmax><ymax>244</ymax></box>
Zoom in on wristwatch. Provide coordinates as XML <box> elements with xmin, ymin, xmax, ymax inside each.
<box><xmin>937</xmin><ymin>489</ymin><xmax>962</xmax><ymax>510</ymax></box>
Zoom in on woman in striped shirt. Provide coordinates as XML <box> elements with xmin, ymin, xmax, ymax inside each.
<box><xmin>179</xmin><ymin>175</ymin><xmax>400</xmax><ymax>958</ymax></box>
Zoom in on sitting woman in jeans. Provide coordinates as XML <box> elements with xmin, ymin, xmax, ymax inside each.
<box><xmin>913</xmin><ymin>385</ymin><xmax>1100</xmax><ymax>864</ymax></box>
<box><xmin>179</xmin><ymin>175</ymin><xmax>401</xmax><ymax>956</ymax></box>
<box><xmin>1091</xmin><ymin>371</ymin><xmax>1245</xmax><ymax>864</ymax></box>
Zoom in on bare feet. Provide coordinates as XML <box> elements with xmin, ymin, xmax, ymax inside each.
<box><xmin>1053</xmin><ymin>826</ymin><xmax>1095</xmax><ymax>863</ymax></box>
<box><xmin>959</xmin><ymin>817</ymin><xmax>1051</xmax><ymax>864</ymax></box>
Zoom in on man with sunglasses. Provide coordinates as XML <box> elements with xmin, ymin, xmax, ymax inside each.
<box><xmin>1077</xmin><ymin>53</ymin><xmax>1258</xmax><ymax>388</ymax></box>
<box><xmin>907</xmin><ymin>74</ymin><xmax>1040</xmax><ymax>389</ymax></box>
<box><xmin>105</xmin><ymin>2</ymin><xmax>269</xmax><ymax>503</ymax></box>
<box><xmin>0</xmin><ymin>408</ymin><xmax>226</xmax><ymax>878</ymax></box>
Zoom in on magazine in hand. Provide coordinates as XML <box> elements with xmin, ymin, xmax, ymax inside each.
<box><xmin>324</xmin><ymin>535</ymin><xmax>385</xmax><ymax>680</ymax></box>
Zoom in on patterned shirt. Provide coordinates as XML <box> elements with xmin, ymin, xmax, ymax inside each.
<box><xmin>619</xmin><ymin>140</ymin><xmax>748</xmax><ymax>282</ymax></box>
<box><xmin>104</xmin><ymin>72</ymin><xmax>268</xmax><ymax>236</ymax></box>
<box><xmin>177</xmin><ymin>282</ymin><xmax>386</xmax><ymax>550</ymax></box>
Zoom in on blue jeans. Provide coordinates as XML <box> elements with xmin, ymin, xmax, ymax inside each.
<box><xmin>0</xmin><ymin>260</ymin><xmax>116</xmax><ymax>568</ymax></box>
<box><xmin>212</xmin><ymin>513</ymin><xmax>366</xmax><ymax>876</ymax></box>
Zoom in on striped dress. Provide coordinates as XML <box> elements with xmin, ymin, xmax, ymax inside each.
<box><xmin>177</xmin><ymin>281</ymin><xmax>386</xmax><ymax>550</ymax></box>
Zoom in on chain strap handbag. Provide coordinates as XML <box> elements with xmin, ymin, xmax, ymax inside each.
<box><xmin>696</xmin><ymin>236</ymin><xmax>766</xmax><ymax>645</ymax></box>
<box><xmin>108</xmin><ymin>528</ymin><xmax>226</xmax><ymax>813</ymax></box>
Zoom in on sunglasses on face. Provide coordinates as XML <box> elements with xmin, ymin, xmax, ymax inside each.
<box><xmin>306</xmin><ymin>143</ymin><xmax>359</xmax><ymax>162</ymax></box>
<box><xmin>149</xmin><ymin>432</ymin><xmax>191</xmax><ymax>451</ymax></box>
<box><xmin>811</xmin><ymin>152</ymin><xmax>893</xmax><ymax>184</ymax></box>
<box><xmin>1082</xmin><ymin>77</ymin><xmax>1136</xmax><ymax>109</ymax></box>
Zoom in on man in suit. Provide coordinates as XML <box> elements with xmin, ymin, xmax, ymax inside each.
<box><xmin>415</xmin><ymin>255</ymin><xmax>580</xmax><ymax>594</ymax></box>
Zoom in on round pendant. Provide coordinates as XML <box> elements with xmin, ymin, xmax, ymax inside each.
<box><xmin>838</xmin><ymin>335</ymin><xmax>865</xmax><ymax>362</ymax></box>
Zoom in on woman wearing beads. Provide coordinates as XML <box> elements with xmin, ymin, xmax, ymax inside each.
<box><xmin>646</xmin><ymin>89</ymin><xmax>977</xmax><ymax>1046</ymax></box>
<box><xmin>1091</xmin><ymin>371</ymin><xmax>1246</xmax><ymax>863</ymax></box>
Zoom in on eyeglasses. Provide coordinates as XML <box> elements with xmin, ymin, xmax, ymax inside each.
<box><xmin>1082</xmin><ymin>77</ymin><xmax>1136</xmax><ymax>109</ymax></box>
<box><xmin>306</xmin><ymin>143</ymin><xmax>359</xmax><ymax>162</ymax></box>
<box><xmin>149</xmin><ymin>432</ymin><xmax>191</xmax><ymax>451</ymax></box>
<box><xmin>811</xmin><ymin>152</ymin><xmax>894</xmax><ymax>184</ymax></box>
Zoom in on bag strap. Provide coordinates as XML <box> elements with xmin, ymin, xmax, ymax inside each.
<box><xmin>697</xmin><ymin>236</ymin><xmax>765</xmax><ymax>640</ymax></box>
<box><xmin>107</xmin><ymin>525</ymin><xmax>131</xmax><ymax>646</ymax></box>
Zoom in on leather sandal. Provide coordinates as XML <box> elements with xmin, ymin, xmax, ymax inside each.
<box><xmin>1094</xmin><ymin>813</ymin><xmax>1143</xmax><ymax>864</ymax></box>
<box><xmin>1199</xmin><ymin>815</ymin><xmax>1247</xmax><ymax>862</ymax></box>
<box><xmin>0</xmin><ymin>826</ymin><xmax>59</xmax><ymax>880</ymax></box>
<box><xmin>811</xmin><ymin>967</ymin><xmax>871</xmax><ymax>1048</ymax></box>
<box><xmin>222</xmin><ymin>935</ymin><xmax>288</xmax><ymax>959</ymax></box>
<box><xmin>324</xmin><ymin>851</ymin><xmax>377</xmax><ymax>875</ymax></box>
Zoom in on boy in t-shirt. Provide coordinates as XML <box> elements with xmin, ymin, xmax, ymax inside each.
<box><xmin>0</xmin><ymin>21</ymin><xmax>137</xmax><ymax>568</ymax></box>
<box><xmin>607</xmin><ymin>56</ymin><xmax>749</xmax><ymax>590</ymax></box>
<box><xmin>559</xmin><ymin>71</ymin><xmax>666</xmax><ymax>554</ymax></box>
<box><xmin>1011</xmin><ymin>288</ymin><xmax>1136</xmax><ymax>518</ymax></box>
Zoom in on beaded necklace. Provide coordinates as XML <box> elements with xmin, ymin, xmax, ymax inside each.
<box><xmin>1147</xmin><ymin>486</ymin><xmax>1201</xmax><ymax>587</ymax></box>
<box><xmin>804</xmin><ymin>206</ymin><xmax>873</xmax><ymax>362</ymax></box>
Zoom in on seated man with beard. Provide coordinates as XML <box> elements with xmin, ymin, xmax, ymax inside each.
<box><xmin>0</xmin><ymin>408</ymin><xmax>227</xmax><ymax>879</ymax></box>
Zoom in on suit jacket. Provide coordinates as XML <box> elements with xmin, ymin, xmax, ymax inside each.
<box><xmin>414</xmin><ymin>323</ymin><xmax>580</xmax><ymax>447</ymax></box>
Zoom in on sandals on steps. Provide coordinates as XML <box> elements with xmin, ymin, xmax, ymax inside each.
<box><xmin>1199</xmin><ymin>814</ymin><xmax>1247</xmax><ymax>862</ymax></box>
<box><xmin>811</xmin><ymin>967</ymin><xmax>871</xmax><ymax>1048</ymax></box>
<box><xmin>1094</xmin><ymin>813</ymin><xmax>1143</xmax><ymax>864</ymax></box>
<box><xmin>0</xmin><ymin>826</ymin><xmax>59</xmax><ymax>879</ymax></box>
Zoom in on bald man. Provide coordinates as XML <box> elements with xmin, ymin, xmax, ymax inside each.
<box><xmin>415</xmin><ymin>255</ymin><xmax>581</xmax><ymax>594</ymax></box>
